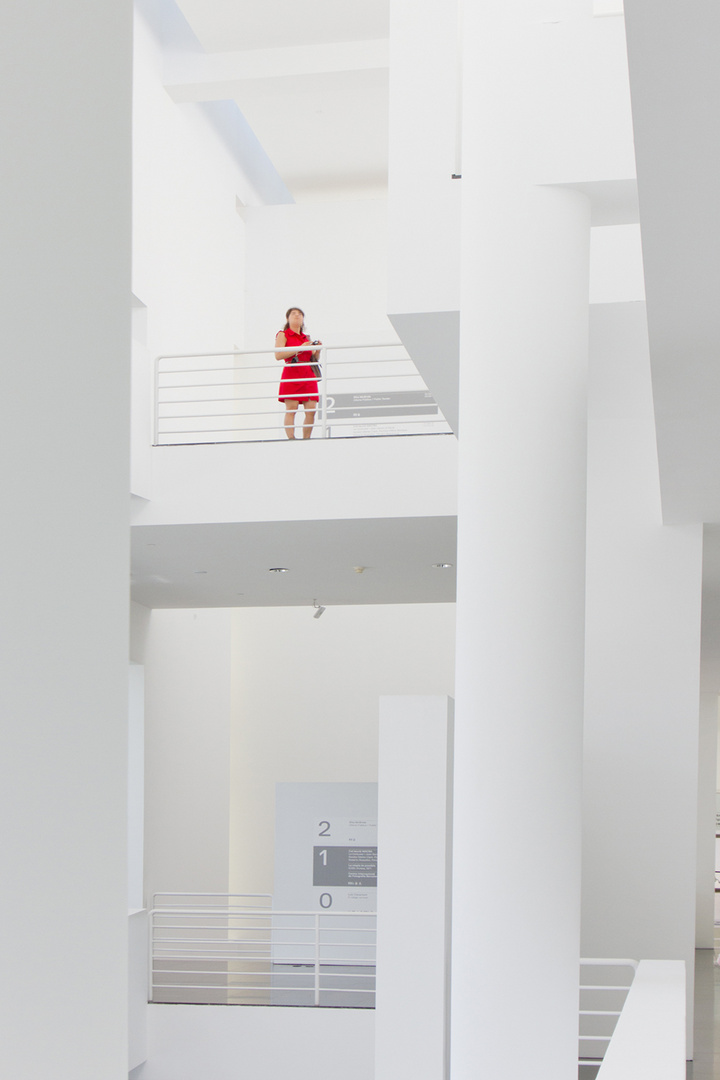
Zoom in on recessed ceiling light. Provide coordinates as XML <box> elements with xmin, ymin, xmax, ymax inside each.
<box><xmin>194</xmin><ymin>570</ymin><xmax>208</xmax><ymax>574</ymax></box>
<box><xmin>432</xmin><ymin>563</ymin><xmax>453</xmax><ymax>569</ymax></box>
<box><xmin>268</xmin><ymin>567</ymin><xmax>290</xmax><ymax>573</ymax></box>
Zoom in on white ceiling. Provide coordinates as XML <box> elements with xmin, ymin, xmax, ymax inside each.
<box><xmin>131</xmin><ymin>517</ymin><xmax>457</xmax><ymax>609</ymax></box>
<box><xmin>174</xmin><ymin>0</ymin><xmax>389</xmax><ymax>52</ymax></box>
<box><xmin>169</xmin><ymin>0</ymin><xmax>390</xmax><ymax>199</ymax></box>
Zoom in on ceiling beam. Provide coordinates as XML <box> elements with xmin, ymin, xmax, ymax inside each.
<box><xmin>165</xmin><ymin>39</ymin><xmax>388</xmax><ymax>103</ymax></box>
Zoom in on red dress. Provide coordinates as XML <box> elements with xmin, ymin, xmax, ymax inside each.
<box><xmin>278</xmin><ymin>328</ymin><xmax>319</xmax><ymax>403</ymax></box>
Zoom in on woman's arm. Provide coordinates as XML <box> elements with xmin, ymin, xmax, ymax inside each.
<box><xmin>275</xmin><ymin>331</ymin><xmax>296</xmax><ymax>361</ymax></box>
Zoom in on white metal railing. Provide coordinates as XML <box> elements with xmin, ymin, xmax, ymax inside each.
<box><xmin>153</xmin><ymin>342</ymin><xmax>452</xmax><ymax>444</ymax></box>
<box><xmin>150</xmin><ymin>894</ymin><xmax>376</xmax><ymax>1008</ymax></box>
<box><xmin>579</xmin><ymin>959</ymin><xmax>638</xmax><ymax>1076</ymax></box>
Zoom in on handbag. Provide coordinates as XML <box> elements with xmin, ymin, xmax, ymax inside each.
<box><xmin>311</xmin><ymin>361</ymin><xmax>321</xmax><ymax>379</ymax></box>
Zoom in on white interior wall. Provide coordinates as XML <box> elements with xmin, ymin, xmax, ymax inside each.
<box><xmin>229</xmin><ymin>604</ymin><xmax>456</xmax><ymax>894</ymax></box>
<box><xmin>589</xmin><ymin>224</ymin><xmax>645</xmax><ymax>304</ymax></box>
<box><xmin>0</xmin><ymin>2</ymin><xmax>132</xmax><ymax>1076</ymax></box>
<box><xmin>143</xmin><ymin>609</ymin><xmax>233</xmax><ymax>905</ymax></box>
<box><xmin>387</xmin><ymin>0</ymin><xmax>461</xmax><ymax>315</ymax></box>
<box><xmin>131</xmin><ymin>434</ymin><xmax>458</xmax><ymax>527</ymax></box>
<box><xmin>582</xmin><ymin>302</ymin><xmax>703</xmax><ymax>1050</ymax></box>
<box><xmin>142</xmin><ymin>604</ymin><xmax>455</xmax><ymax>900</ymax></box>
<box><xmin>243</xmin><ymin>200</ymin><xmax>393</xmax><ymax>348</ymax></box>
<box><xmin>133</xmin><ymin>10</ymin><xmax>247</xmax><ymax>357</ymax></box>
<box><xmin>134</xmin><ymin>1003</ymin><xmax>374</xmax><ymax>1080</ymax></box>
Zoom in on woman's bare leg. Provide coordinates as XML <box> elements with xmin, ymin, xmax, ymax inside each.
<box><xmin>302</xmin><ymin>404</ymin><xmax>316</xmax><ymax>439</ymax></box>
<box><xmin>284</xmin><ymin>400</ymin><xmax>299</xmax><ymax>439</ymax></box>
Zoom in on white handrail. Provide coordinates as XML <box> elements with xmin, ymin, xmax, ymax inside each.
<box><xmin>150</xmin><ymin>897</ymin><xmax>377</xmax><ymax>1008</ymax></box>
<box><xmin>153</xmin><ymin>342</ymin><xmax>452</xmax><ymax>443</ymax></box>
<box><xmin>578</xmin><ymin>959</ymin><xmax>637</xmax><ymax>1072</ymax></box>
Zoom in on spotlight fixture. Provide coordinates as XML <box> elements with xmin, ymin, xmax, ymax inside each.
<box><xmin>432</xmin><ymin>563</ymin><xmax>453</xmax><ymax>569</ymax></box>
<box><xmin>268</xmin><ymin>567</ymin><xmax>289</xmax><ymax>573</ymax></box>
<box><xmin>313</xmin><ymin>599</ymin><xmax>326</xmax><ymax>619</ymax></box>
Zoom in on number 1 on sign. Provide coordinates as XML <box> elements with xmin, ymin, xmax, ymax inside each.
<box><xmin>318</xmin><ymin>849</ymin><xmax>327</xmax><ymax>865</ymax></box>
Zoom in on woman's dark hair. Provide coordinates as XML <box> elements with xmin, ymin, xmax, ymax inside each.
<box><xmin>284</xmin><ymin>307</ymin><xmax>305</xmax><ymax>332</ymax></box>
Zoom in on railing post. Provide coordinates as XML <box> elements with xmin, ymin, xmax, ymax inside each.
<box><xmin>319</xmin><ymin>347</ymin><xmax>328</xmax><ymax>439</ymax></box>
<box><xmin>153</xmin><ymin>354</ymin><xmax>160</xmax><ymax>446</ymax></box>
<box><xmin>148</xmin><ymin>908</ymin><xmax>154</xmax><ymax>1003</ymax></box>
<box><xmin>314</xmin><ymin>913</ymin><xmax>321</xmax><ymax>1005</ymax></box>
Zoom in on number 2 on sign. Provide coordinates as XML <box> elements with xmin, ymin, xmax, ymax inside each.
<box><xmin>318</xmin><ymin>821</ymin><xmax>330</xmax><ymax>836</ymax></box>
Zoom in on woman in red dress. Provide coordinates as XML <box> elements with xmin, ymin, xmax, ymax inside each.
<box><xmin>275</xmin><ymin>307</ymin><xmax>321</xmax><ymax>440</ymax></box>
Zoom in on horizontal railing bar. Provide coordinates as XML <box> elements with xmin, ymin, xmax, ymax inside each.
<box><xmin>159</xmin><ymin>403</ymin><xmax>437</xmax><ymax>421</ymax></box>
<box><xmin>158</xmin><ymin>373</ymin><xmax>425</xmax><ymax>390</ymax></box>
<box><xmin>158</xmin><ymin>418</ymin><xmax>449</xmax><ymax>436</ymax></box>
<box><xmin>578</xmin><ymin>1036</ymin><xmax>611</xmax><ymax>1042</ymax></box>
<box><xmin>158</xmin><ymin>386</ymin><xmax>423</xmax><ymax>404</ymax></box>
<box><xmin>156</xmin><ymin>343</ymin><xmax>403</xmax><ymax>361</ymax></box>
<box><xmin>578</xmin><ymin>1061</ymin><xmax>604</xmax><ymax>1067</ymax></box>
<box><xmin>153</xmin><ymin>981</ymin><xmax>375</xmax><ymax>993</ymax></box>
<box><xmin>153</xmin><ymin>927</ymin><xmax>377</xmax><ymax>937</ymax></box>
<box><xmin>153</xmin><ymin>970</ymin><xmax>376</xmax><ymax>980</ymax></box>
<box><xmin>154</xmin><ymin>934</ymin><xmax>375</xmax><ymax>944</ymax></box>
<box><xmin>153</xmin><ymin>908</ymin><xmax>375</xmax><ymax>917</ymax></box>
<box><xmin>158</xmin><ymin>358</ymin><xmax>411</xmax><ymax>376</ymax></box>
<box><xmin>579</xmin><ymin>1010</ymin><xmax>621</xmax><ymax>1017</ymax></box>
<box><xmin>153</xmin><ymin>892</ymin><xmax>273</xmax><ymax>899</ymax></box>
<box><xmin>580</xmin><ymin>985</ymin><xmax>632</xmax><ymax>992</ymax></box>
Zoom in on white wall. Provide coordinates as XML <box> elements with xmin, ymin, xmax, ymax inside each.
<box><xmin>133</xmin><ymin>1004</ymin><xmax>374</xmax><ymax>1080</ymax></box>
<box><xmin>131</xmin><ymin>434</ymin><xmax>458</xmax><ymax>527</ymax></box>
<box><xmin>589</xmin><ymin>224</ymin><xmax>646</xmax><ymax>304</ymax></box>
<box><xmin>582</xmin><ymin>302</ymin><xmax>703</xmax><ymax>1049</ymax></box>
<box><xmin>143</xmin><ymin>609</ymin><xmax>233</xmax><ymax>905</ymax></box>
<box><xmin>387</xmin><ymin>0</ymin><xmax>461</xmax><ymax>315</ymax></box>
<box><xmin>229</xmin><ymin>604</ymin><xmax>456</xmax><ymax>893</ymax></box>
<box><xmin>0</xmin><ymin>2</ymin><xmax>131</xmax><ymax>1076</ymax></box>
<box><xmin>133</xmin><ymin>9</ymin><xmax>247</xmax><ymax>358</ymax></box>
<box><xmin>243</xmin><ymin>199</ymin><xmax>393</xmax><ymax>348</ymax></box>
<box><xmin>142</xmin><ymin>604</ymin><xmax>455</xmax><ymax>900</ymax></box>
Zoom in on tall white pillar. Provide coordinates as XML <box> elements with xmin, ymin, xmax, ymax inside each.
<box><xmin>0</xmin><ymin>2</ymin><xmax>132</xmax><ymax>1077</ymax></box>
<box><xmin>452</xmin><ymin>4</ymin><xmax>591</xmax><ymax>1077</ymax></box>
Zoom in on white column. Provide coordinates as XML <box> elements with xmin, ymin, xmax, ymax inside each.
<box><xmin>375</xmin><ymin>696</ymin><xmax>454</xmax><ymax>1080</ymax></box>
<box><xmin>452</xmin><ymin>4</ymin><xmax>591</xmax><ymax>1077</ymax></box>
<box><xmin>0</xmin><ymin>2</ymin><xmax>132</xmax><ymax>1078</ymax></box>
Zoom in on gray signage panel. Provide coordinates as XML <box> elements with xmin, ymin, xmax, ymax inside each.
<box><xmin>325</xmin><ymin>391</ymin><xmax>439</xmax><ymax>419</ymax></box>
<box><xmin>313</xmin><ymin>845</ymin><xmax>378</xmax><ymax>888</ymax></box>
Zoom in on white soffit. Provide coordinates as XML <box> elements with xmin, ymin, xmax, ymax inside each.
<box><xmin>131</xmin><ymin>516</ymin><xmax>457</xmax><ymax>608</ymax></box>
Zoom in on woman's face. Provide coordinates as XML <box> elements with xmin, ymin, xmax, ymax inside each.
<box><xmin>287</xmin><ymin>309</ymin><xmax>304</xmax><ymax>332</ymax></box>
